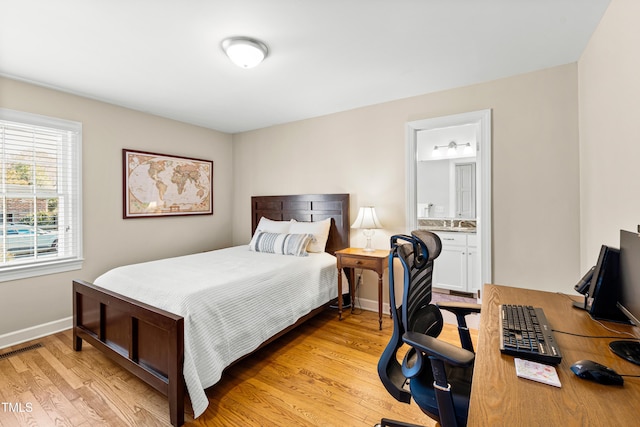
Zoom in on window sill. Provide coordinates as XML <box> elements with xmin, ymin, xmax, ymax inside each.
<box><xmin>0</xmin><ymin>258</ymin><xmax>84</xmax><ymax>282</ymax></box>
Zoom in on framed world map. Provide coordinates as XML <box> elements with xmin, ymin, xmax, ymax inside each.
<box><xmin>123</xmin><ymin>149</ymin><xmax>213</xmax><ymax>218</ymax></box>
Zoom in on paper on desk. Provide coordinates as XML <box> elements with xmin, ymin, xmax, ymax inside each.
<box><xmin>514</xmin><ymin>358</ymin><xmax>562</xmax><ymax>387</ymax></box>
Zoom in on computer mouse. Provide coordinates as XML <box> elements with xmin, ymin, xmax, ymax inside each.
<box><xmin>570</xmin><ymin>360</ymin><xmax>624</xmax><ymax>385</ymax></box>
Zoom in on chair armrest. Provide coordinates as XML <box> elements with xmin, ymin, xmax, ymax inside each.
<box><xmin>403</xmin><ymin>331</ymin><xmax>475</xmax><ymax>367</ymax></box>
<box><xmin>436</xmin><ymin>301</ymin><xmax>481</xmax><ymax>317</ymax></box>
<box><xmin>436</xmin><ymin>301</ymin><xmax>480</xmax><ymax>352</ymax></box>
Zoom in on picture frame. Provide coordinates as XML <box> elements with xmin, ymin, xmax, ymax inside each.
<box><xmin>122</xmin><ymin>149</ymin><xmax>213</xmax><ymax>218</ymax></box>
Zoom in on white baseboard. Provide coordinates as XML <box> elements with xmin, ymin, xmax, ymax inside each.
<box><xmin>354</xmin><ymin>297</ymin><xmax>480</xmax><ymax>329</ymax></box>
<box><xmin>353</xmin><ymin>296</ymin><xmax>388</xmax><ymax>315</ymax></box>
<box><xmin>0</xmin><ymin>317</ymin><xmax>72</xmax><ymax>350</ymax></box>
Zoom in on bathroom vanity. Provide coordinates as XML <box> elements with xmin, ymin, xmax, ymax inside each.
<box><xmin>433</xmin><ymin>230</ymin><xmax>478</xmax><ymax>294</ymax></box>
<box><xmin>417</xmin><ymin>219</ymin><xmax>479</xmax><ymax>295</ymax></box>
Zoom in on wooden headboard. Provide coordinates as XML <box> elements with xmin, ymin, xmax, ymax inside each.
<box><xmin>251</xmin><ymin>194</ymin><xmax>350</xmax><ymax>255</ymax></box>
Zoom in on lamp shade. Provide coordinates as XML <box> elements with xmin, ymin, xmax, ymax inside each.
<box><xmin>221</xmin><ymin>36</ymin><xmax>268</xmax><ymax>69</ymax></box>
<box><xmin>351</xmin><ymin>206</ymin><xmax>383</xmax><ymax>229</ymax></box>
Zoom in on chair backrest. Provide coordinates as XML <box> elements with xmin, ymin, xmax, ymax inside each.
<box><xmin>378</xmin><ymin>230</ymin><xmax>442</xmax><ymax>402</ymax></box>
<box><xmin>397</xmin><ymin>230</ymin><xmax>442</xmax><ymax>337</ymax></box>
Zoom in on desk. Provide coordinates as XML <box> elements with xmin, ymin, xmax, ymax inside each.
<box><xmin>468</xmin><ymin>284</ymin><xmax>640</xmax><ymax>426</ymax></box>
<box><xmin>335</xmin><ymin>248</ymin><xmax>389</xmax><ymax>329</ymax></box>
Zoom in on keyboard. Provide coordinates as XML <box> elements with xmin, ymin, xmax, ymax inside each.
<box><xmin>499</xmin><ymin>304</ymin><xmax>562</xmax><ymax>365</ymax></box>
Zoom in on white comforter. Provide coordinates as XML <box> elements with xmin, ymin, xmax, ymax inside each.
<box><xmin>94</xmin><ymin>245</ymin><xmax>338</xmax><ymax>418</ymax></box>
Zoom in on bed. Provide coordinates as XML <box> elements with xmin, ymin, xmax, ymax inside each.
<box><xmin>72</xmin><ymin>193</ymin><xmax>350</xmax><ymax>426</ymax></box>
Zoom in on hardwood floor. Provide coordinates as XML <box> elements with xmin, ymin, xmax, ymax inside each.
<box><xmin>0</xmin><ymin>309</ymin><xmax>477</xmax><ymax>427</ymax></box>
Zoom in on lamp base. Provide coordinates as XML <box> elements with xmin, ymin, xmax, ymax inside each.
<box><xmin>363</xmin><ymin>236</ymin><xmax>375</xmax><ymax>252</ymax></box>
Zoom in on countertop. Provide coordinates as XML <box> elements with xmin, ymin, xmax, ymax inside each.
<box><xmin>418</xmin><ymin>226</ymin><xmax>476</xmax><ymax>234</ymax></box>
<box><xmin>417</xmin><ymin>218</ymin><xmax>477</xmax><ymax>234</ymax></box>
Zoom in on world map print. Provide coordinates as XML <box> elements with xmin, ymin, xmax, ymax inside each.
<box><xmin>125</xmin><ymin>151</ymin><xmax>213</xmax><ymax>217</ymax></box>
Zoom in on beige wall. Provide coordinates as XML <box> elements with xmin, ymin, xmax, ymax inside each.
<box><xmin>578</xmin><ymin>0</ymin><xmax>640</xmax><ymax>267</ymax></box>
<box><xmin>2</xmin><ymin>25</ymin><xmax>598</xmax><ymax>338</ymax></box>
<box><xmin>232</xmin><ymin>64</ymin><xmax>581</xmax><ymax>303</ymax></box>
<box><xmin>0</xmin><ymin>77</ymin><xmax>234</xmax><ymax>337</ymax></box>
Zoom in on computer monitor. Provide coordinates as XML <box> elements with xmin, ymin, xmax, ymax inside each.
<box><xmin>609</xmin><ymin>230</ymin><xmax>640</xmax><ymax>365</ymax></box>
<box><xmin>576</xmin><ymin>245</ymin><xmax>630</xmax><ymax>323</ymax></box>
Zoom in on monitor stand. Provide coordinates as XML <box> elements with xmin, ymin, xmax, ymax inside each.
<box><xmin>609</xmin><ymin>340</ymin><xmax>640</xmax><ymax>366</ymax></box>
<box><xmin>573</xmin><ymin>294</ymin><xmax>590</xmax><ymax>311</ymax></box>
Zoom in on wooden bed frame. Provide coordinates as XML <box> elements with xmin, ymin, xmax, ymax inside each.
<box><xmin>72</xmin><ymin>193</ymin><xmax>349</xmax><ymax>426</ymax></box>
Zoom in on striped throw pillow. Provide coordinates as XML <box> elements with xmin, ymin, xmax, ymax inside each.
<box><xmin>249</xmin><ymin>232</ymin><xmax>313</xmax><ymax>257</ymax></box>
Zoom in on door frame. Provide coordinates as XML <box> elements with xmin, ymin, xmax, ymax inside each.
<box><xmin>406</xmin><ymin>109</ymin><xmax>492</xmax><ymax>294</ymax></box>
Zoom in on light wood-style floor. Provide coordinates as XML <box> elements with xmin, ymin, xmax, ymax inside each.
<box><xmin>0</xmin><ymin>309</ymin><xmax>477</xmax><ymax>427</ymax></box>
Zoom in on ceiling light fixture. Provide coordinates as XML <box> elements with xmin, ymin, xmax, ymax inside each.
<box><xmin>221</xmin><ymin>36</ymin><xmax>268</xmax><ymax>69</ymax></box>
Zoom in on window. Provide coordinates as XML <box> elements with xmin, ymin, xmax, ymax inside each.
<box><xmin>0</xmin><ymin>108</ymin><xmax>82</xmax><ymax>281</ymax></box>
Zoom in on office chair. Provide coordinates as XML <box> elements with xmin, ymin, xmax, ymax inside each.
<box><xmin>377</xmin><ymin>230</ymin><xmax>481</xmax><ymax>427</ymax></box>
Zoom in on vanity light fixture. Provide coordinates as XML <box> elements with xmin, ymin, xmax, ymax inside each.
<box><xmin>446</xmin><ymin>141</ymin><xmax>457</xmax><ymax>156</ymax></box>
<box><xmin>431</xmin><ymin>141</ymin><xmax>474</xmax><ymax>158</ymax></box>
<box><xmin>221</xmin><ymin>36</ymin><xmax>268</xmax><ymax>69</ymax></box>
<box><xmin>432</xmin><ymin>141</ymin><xmax>458</xmax><ymax>157</ymax></box>
<box><xmin>351</xmin><ymin>206</ymin><xmax>383</xmax><ymax>252</ymax></box>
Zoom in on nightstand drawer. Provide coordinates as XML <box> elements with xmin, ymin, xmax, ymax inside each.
<box><xmin>339</xmin><ymin>255</ymin><xmax>380</xmax><ymax>270</ymax></box>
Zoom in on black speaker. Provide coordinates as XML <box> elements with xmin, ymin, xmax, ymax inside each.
<box><xmin>574</xmin><ymin>265</ymin><xmax>595</xmax><ymax>295</ymax></box>
<box><xmin>587</xmin><ymin>245</ymin><xmax>630</xmax><ymax>324</ymax></box>
<box><xmin>572</xmin><ymin>265</ymin><xmax>595</xmax><ymax>310</ymax></box>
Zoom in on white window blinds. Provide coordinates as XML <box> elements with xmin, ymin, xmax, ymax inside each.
<box><xmin>0</xmin><ymin>108</ymin><xmax>82</xmax><ymax>281</ymax></box>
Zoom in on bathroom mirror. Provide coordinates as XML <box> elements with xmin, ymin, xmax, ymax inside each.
<box><xmin>416</xmin><ymin>142</ymin><xmax>476</xmax><ymax>220</ymax></box>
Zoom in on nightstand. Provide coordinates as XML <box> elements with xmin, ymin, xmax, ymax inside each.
<box><xmin>335</xmin><ymin>247</ymin><xmax>390</xmax><ymax>329</ymax></box>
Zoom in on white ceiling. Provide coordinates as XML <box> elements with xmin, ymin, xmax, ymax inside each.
<box><xmin>0</xmin><ymin>0</ymin><xmax>610</xmax><ymax>134</ymax></box>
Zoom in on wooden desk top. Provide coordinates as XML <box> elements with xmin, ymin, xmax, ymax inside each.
<box><xmin>468</xmin><ymin>284</ymin><xmax>640</xmax><ymax>426</ymax></box>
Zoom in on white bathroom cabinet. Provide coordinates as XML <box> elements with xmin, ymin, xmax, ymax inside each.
<box><xmin>433</xmin><ymin>231</ymin><xmax>478</xmax><ymax>293</ymax></box>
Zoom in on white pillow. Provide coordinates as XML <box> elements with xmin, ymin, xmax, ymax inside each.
<box><xmin>289</xmin><ymin>218</ymin><xmax>331</xmax><ymax>253</ymax></box>
<box><xmin>255</xmin><ymin>217</ymin><xmax>293</xmax><ymax>233</ymax></box>
<box><xmin>249</xmin><ymin>232</ymin><xmax>312</xmax><ymax>257</ymax></box>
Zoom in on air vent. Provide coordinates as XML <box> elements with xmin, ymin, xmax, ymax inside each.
<box><xmin>0</xmin><ymin>343</ymin><xmax>43</xmax><ymax>360</ymax></box>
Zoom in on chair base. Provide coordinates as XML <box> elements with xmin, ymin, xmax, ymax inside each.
<box><xmin>376</xmin><ymin>418</ymin><xmax>425</xmax><ymax>427</ymax></box>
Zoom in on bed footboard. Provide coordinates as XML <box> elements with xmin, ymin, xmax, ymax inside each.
<box><xmin>72</xmin><ymin>280</ymin><xmax>185</xmax><ymax>426</ymax></box>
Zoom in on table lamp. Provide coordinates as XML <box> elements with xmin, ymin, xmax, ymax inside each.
<box><xmin>351</xmin><ymin>206</ymin><xmax>383</xmax><ymax>252</ymax></box>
